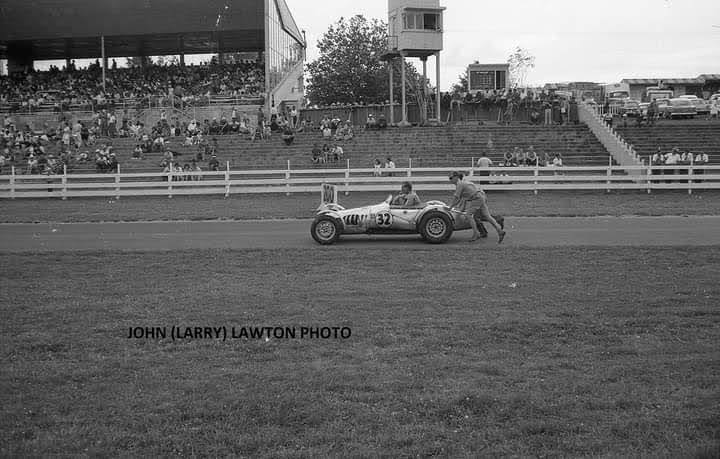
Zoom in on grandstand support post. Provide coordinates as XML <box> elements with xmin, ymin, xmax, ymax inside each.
<box><xmin>115</xmin><ymin>164</ymin><xmax>120</xmax><ymax>200</ymax></box>
<box><xmin>389</xmin><ymin>62</ymin><xmax>394</xmax><ymax>125</ymax></box>
<box><xmin>345</xmin><ymin>159</ymin><xmax>350</xmax><ymax>196</ymax></box>
<box><xmin>62</xmin><ymin>165</ymin><xmax>67</xmax><ymax>200</ymax></box>
<box><xmin>10</xmin><ymin>166</ymin><xmax>15</xmax><ymax>199</ymax></box>
<box><xmin>646</xmin><ymin>162</ymin><xmax>652</xmax><ymax>194</ymax></box>
<box><xmin>168</xmin><ymin>162</ymin><xmax>173</xmax><ymax>198</ymax></box>
<box><xmin>400</xmin><ymin>53</ymin><xmax>409</xmax><ymax>127</ymax></box>
<box><xmin>606</xmin><ymin>156</ymin><xmax>612</xmax><ymax>194</ymax></box>
<box><xmin>688</xmin><ymin>157</ymin><xmax>693</xmax><ymax>195</ymax></box>
<box><xmin>101</xmin><ymin>36</ymin><xmax>106</xmax><ymax>93</ymax></box>
<box><xmin>435</xmin><ymin>52</ymin><xmax>441</xmax><ymax>125</ymax></box>
<box><xmin>286</xmin><ymin>160</ymin><xmax>291</xmax><ymax>196</ymax></box>
<box><xmin>224</xmin><ymin>162</ymin><xmax>230</xmax><ymax>198</ymax></box>
<box><xmin>407</xmin><ymin>158</ymin><xmax>412</xmax><ymax>177</ymax></box>
<box><xmin>534</xmin><ymin>158</ymin><xmax>539</xmax><ymax>195</ymax></box>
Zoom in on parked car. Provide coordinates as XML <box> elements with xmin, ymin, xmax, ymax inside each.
<box><xmin>678</xmin><ymin>95</ymin><xmax>710</xmax><ymax>115</ymax></box>
<box><xmin>620</xmin><ymin>100</ymin><xmax>641</xmax><ymax>118</ymax></box>
<box><xmin>655</xmin><ymin>98</ymin><xmax>671</xmax><ymax>115</ymax></box>
<box><xmin>665</xmin><ymin>98</ymin><xmax>697</xmax><ymax>119</ymax></box>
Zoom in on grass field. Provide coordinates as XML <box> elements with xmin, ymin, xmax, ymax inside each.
<box><xmin>1</xmin><ymin>247</ymin><xmax>719</xmax><ymax>457</ymax></box>
<box><xmin>1</xmin><ymin>190</ymin><xmax>720</xmax><ymax>223</ymax></box>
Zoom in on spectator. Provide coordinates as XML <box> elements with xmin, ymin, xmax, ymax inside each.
<box><xmin>384</xmin><ymin>157</ymin><xmax>396</xmax><ymax>176</ymax></box>
<box><xmin>191</xmin><ymin>160</ymin><xmax>202</xmax><ymax>181</ymax></box>
<box><xmin>377</xmin><ymin>113</ymin><xmax>388</xmax><ymax>129</ymax></box>
<box><xmin>694</xmin><ymin>151</ymin><xmax>708</xmax><ymax>181</ymax></box>
<box><xmin>322</xmin><ymin>124</ymin><xmax>332</xmax><ymax>139</ymax></box>
<box><xmin>569</xmin><ymin>98</ymin><xmax>579</xmax><ymax>125</ymax></box>
<box><xmin>476</xmin><ymin>153</ymin><xmax>493</xmax><ymax>177</ymax></box>
<box><xmin>132</xmin><ymin>144</ymin><xmax>143</xmax><ymax>159</ymax></box>
<box><xmin>332</xmin><ymin>144</ymin><xmax>344</xmax><ymax>162</ymax></box>
<box><xmin>282</xmin><ymin>125</ymin><xmax>295</xmax><ymax>146</ymax></box>
<box><xmin>311</xmin><ymin>143</ymin><xmax>324</xmax><ymax>164</ymax></box>
<box><xmin>552</xmin><ymin>153</ymin><xmax>563</xmax><ymax>167</ymax></box>
<box><xmin>366</xmin><ymin>113</ymin><xmax>377</xmax><ymax>130</ymax></box>
<box><xmin>208</xmin><ymin>154</ymin><xmax>220</xmax><ymax>171</ymax></box>
<box><xmin>373</xmin><ymin>158</ymin><xmax>382</xmax><ymax>176</ymax></box>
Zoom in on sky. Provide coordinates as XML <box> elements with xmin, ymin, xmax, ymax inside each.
<box><xmin>286</xmin><ymin>0</ymin><xmax>720</xmax><ymax>89</ymax></box>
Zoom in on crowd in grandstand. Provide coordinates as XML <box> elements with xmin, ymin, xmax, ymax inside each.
<box><xmin>445</xmin><ymin>88</ymin><xmax>581</xmax><ymax>125</ymax></box>
<box><xmin>0</xmin><ymin>60</ymin><xmax>265</xmax><ymax>112</ymax></box>
<box><xmin>650</xmin><ymin>147</ymin><xmax>710</xmax><ymax>180</ymax></box>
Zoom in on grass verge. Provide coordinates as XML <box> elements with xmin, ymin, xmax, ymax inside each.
<box><xmin>1</xmin><ymin>190</ymin><xmax>719</xmax><ymax>223</ymax></box>
<box><xmin>1</xmin><ymin>247</ymin><xmax>719</xmax><ymax>456</ymax></box>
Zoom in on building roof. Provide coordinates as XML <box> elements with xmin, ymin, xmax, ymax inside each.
<box><xmin>0</xmin><ymin>0</ymin><xmax>266</xmax><ymax>59</ymax></box>
<box><xmin>621</xmin><ymin>78</ymin><xmax>704</xmax><ymax>85</ymax></box>
<box><xmin>698</xmin><ymin>74</ymin><xmax>720</xmax><ymax>81</ymax></box>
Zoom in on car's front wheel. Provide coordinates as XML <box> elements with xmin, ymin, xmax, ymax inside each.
<box><xmin>311</xmin><ymin>216</ymin><xmax>341</xmax><ymax>245</ymax></box>
<box><xmin>419</xmin><ymin>212</ymin><xmax>453</xmax><ymax>244</ymax></box>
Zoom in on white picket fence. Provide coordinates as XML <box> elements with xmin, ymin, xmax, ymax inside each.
<box><xmin>1</xmin><ymin>163</ymin><xmax>718</xmax><ymax>199</ymax></box>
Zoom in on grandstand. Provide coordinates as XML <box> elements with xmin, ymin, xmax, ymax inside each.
<box><xmin>0</xmin><ymin>0</ymin><xmax>306</xmax><ymax>111</ymax></box>
<box><xmin>1</xmin><ymin>122</ymin><xmax>611</xmax><ymax>173</ymax></box>
<box><xmin>616</xmin><ymin>120</ymin><xmax>720</xmax><ymax>164</ymax></box>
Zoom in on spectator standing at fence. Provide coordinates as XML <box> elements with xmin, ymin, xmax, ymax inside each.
<box><xmin>664</xmin><ymin>148</ymin><xmax>679</xmax><ymax>183</ymax></box>
<box><xmin>569</xmin><ymin>98</ymin><xmax>579</xmax><ymax>125</ymax></box>
<box><xmin>543</xmin><ymin>101</ymin><xmax>552</xmax><ymax>125</ymax></box>
<box><xmin>695</xmin><ymin>151</ymin><xmax>708</xmax><ymax>181</ymax></box>
<box><xmin>373</xmin><ymin>158</ymin><xmax>382</xmax><ymax>176</ymax></box>
<box><xmin>385</xmin><ymin>157</ymin><xmax>396</xmax><ymax>177</ymax></box>
<box><xmin>256</xmin><ymin>106</ymin><xmax>265</xmax><ymax>132</ymax></box>
<box><xmin>651</xmin><ymin>148</ymin><xmax>663</xmax><ymax>182</ymax></box>
<box><xmin>476</xmin><ymin>153</ymin><xmax>493</xmax><ymax>182</ymax></box>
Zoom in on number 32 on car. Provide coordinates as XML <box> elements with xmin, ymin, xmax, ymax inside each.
<box><xmin>376</xmin><ymin>212</ymin><xmax>392</xmax><ymax>227</ymax></box>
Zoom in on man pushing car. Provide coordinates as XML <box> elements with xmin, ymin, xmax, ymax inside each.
<box><xmin>447</xmin><ymin>171</ymin><xmax>506</xmax><ymax>243</ymax></box>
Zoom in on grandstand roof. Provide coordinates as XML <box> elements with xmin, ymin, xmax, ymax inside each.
<box><xmin>0</xmin><ymin>0</ymin><xmax>267</xmax><ymax>59</ymax></box>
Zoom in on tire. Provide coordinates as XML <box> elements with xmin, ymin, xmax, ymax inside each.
<box><xmin>311</xmin><ymin>216</ymin><xmax>341</xmax><ymax>245</ymax></box>
<box><xmin>419</xmin><ymin>212</ymin><xmax>453</xmax><ymax>244</ymax></box>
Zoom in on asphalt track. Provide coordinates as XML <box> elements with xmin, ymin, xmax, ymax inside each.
<box><xmin>1</xmin><ymin>216</ymin><xmax>719</xmax><ymax>252</ymax></box>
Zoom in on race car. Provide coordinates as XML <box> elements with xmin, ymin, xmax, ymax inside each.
<box><xmin>310</xmin><ymin>184</ymin><xmax>503</xmax><ymax>244</ymax></box>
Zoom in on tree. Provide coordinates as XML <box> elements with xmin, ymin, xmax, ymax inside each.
<box><xmin>507</xmin><ymin>47</ymin><xmax>535</xmax><ymax>89</ymax></box>
<box><xmin>306</xmin><ymin>15</ymin><xmax>420</xmax><ymax>106</ymax></box>
<box><xmin>451</xmin><ymin>72</ymin><xmax>468</xmax><ymax>96</ymax></box>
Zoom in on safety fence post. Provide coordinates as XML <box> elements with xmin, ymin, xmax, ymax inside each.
<box><xmin>115</xmin><ymin>164</ymin><xmax>121</xmax><ymax>200</ymax></box>
<box><xmin>62</xmin><ymin>164</ymin><xmax>68</xmax><ymax>200</ymax></box>
<box><xmin>345</xmin><ymin>159</ymin><xmax>350</xmax><ymax>196</ymax></box>
<box><xmin>286</xmin><ymin>160</ymin><xmax>291</xmax><ymax>196</ymax></box>
<box><xmin>168</xmin><ymin>162</ymin><xmax>173</xmax><ymax>198</ymax></box>
<box><xmin>10</xmin><ymin>166</ymin><xmax>15</xmax><ymax>199</ymax></box>
<box><xmin>225</xmin><ymin>161</ymin><xmax>231</xmax><ymax>198</ymax></box>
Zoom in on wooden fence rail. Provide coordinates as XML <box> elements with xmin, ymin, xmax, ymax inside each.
<box><xmin>1</xmin><ymin>163</ymin><xmax>718</xmax><ymax>199</ymax></box>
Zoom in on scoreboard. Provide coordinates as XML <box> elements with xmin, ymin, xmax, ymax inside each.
<box><xmin>467</xmin><ymin>63</ymin><xmax>509</xmax><ymax>92</ymax></box>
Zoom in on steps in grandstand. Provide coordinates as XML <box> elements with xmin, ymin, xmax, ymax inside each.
<box><xmin>615</xmin><ymin>121</ymin><xmax>720</xmax><ymax>163</ymax></box>
<box><xmin>17</xmin><ymin>123</ymin><xmax>615</xmax><ymax>174</ymax></box>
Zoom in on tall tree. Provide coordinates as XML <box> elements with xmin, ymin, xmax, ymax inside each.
<box><xmin>507</xmin><ymin>47</ymin><xmax>536</xmax><ymax>89</ymax></box>
<box><xmin>451</xmin><ymin>72</ymin><xmax>468</xmax><ymax>96</ymax></box>
<box><xmin>306</xmin><ymin>15</ymin><xmax>420</xmax><ymax>106</ymax></box>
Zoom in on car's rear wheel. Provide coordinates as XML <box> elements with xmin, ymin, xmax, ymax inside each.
<box><xmin>311</xmin><ymin>216</ymin><xmax>341</xmax><ymax>245</ymax></box>
<box><xmin>419</xmin><ymin>212</ymin><xmax>453</xmax><ymax>244</ymax></box>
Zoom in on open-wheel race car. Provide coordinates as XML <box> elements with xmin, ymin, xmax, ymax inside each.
<box><xmin>311</xmin><ymin>184</ymin><xmax>503</xmax><ymax>245</ymax></box>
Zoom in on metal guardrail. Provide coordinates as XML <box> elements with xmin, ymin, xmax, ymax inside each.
<box><xmin>1</xmin><ymin>163</ymin><xmax>718</xmax><ymax>199</ymax></box>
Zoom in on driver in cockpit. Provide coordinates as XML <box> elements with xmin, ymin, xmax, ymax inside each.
<box><xmin>390</xmin><ymin>181</ymin><xmax>422</xmax><ymax>207</ymax></box>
